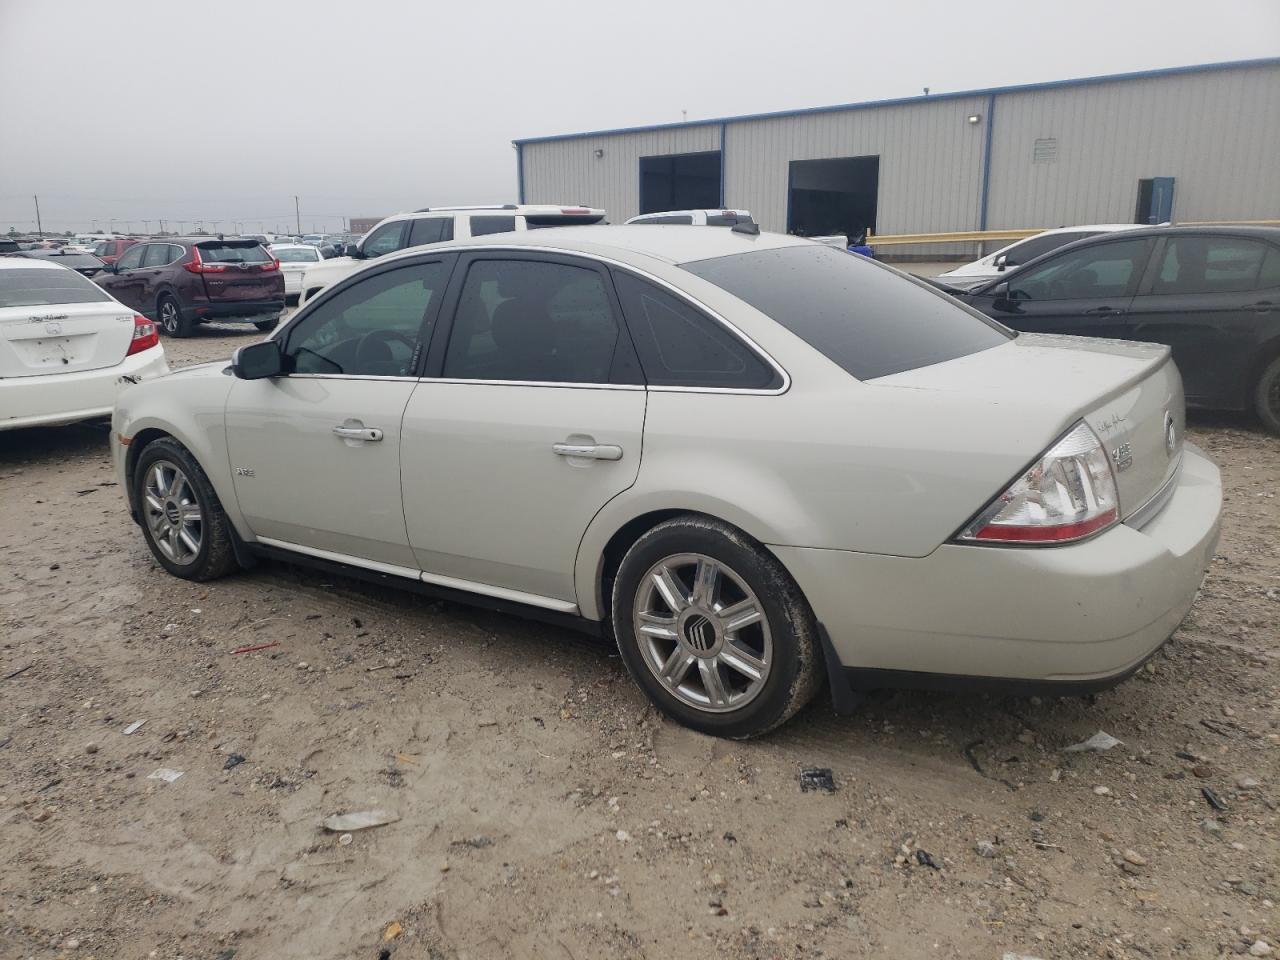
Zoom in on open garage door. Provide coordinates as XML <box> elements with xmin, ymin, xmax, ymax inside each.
<box><xmin>639</xmin><ymin>152</ymin><xmax>722</xmax><ymax>214</ymax></box>
<box><xmin>787</xmin><ymin>156</ymin><xmax>879</xmax><ymax>243</ymax></box>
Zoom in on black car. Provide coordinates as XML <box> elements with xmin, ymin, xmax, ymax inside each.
<box><xmin>946</xmin><ymin>226</ymin><xmax>1280</xmax><ymax>434</ymax></box>
<box><xmin>13</xmin><ymin>249</ymin><xmax>107</xmax><ymax>277</ymax></box>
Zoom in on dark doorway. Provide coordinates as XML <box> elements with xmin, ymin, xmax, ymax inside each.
<box><xmin>639</xmin><ymin>152</ymin><xmax>722</xmax><ymax>214</ymax></box>
<box><xmin>1135</xmin><ymin>177</ymin><xmax>1175</xmax><ymax>224</ymax></box>
<box><xmin>787</xmin><ymin>156</ymin><xmax>879</xmax><ymax>242</ymax></box>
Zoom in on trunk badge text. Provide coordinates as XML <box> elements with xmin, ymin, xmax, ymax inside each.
<box><xmin>235</xmin><ymin>467</ymin><xmax>255</xmax><ymax>477</ymax></box>
<box><xmin>1111</xmin><ymin>442</ymin><xmax>1134</xmax><ymax>472</ymax></box>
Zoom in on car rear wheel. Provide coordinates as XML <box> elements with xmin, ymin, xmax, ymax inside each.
<box><xmin>1255</xmin><ymin>355</ymin><xmax>1280</xmax><ymax>436</ymax></box>
<box><xmin>610</xmin><ymin>515</ymin><xmax>823</xmax><ymax>738</ymax></box>
<box><xmin>157</xmin><ymin>295</ymin><xmax>192</xmax><ymax>338</ymax></box>
<box><xmin>134</xmin><ymin>438</ymin><xmax>239</xmax><ymax>581</ymax></box>
<box><xmin>254</xmin><ymin>317</ymin><xmax>279</xmax><ymax>332</ymax></box>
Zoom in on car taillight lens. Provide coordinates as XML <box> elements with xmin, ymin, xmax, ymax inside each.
<box><xmin>125</xmin><ymin>313</ymin><xmax>159</xmax><ymax>356</ymax></box>
<box><xmin>259</xmin><ymin>258</ymin><xmax>280</xmax><ymax>272</ymax></box>
<box><xmin>958</xmin><ymin>421</ymin><xmax>1119</xmax><ymax>545</ymax></box>
<box><xmin>183</xmin><ymin>248</ymin><xmax>227</xmax><ymax>274</ymax></box>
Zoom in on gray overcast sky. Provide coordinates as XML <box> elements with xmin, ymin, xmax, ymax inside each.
<box><xmin>1</xmin><ymin>0</ymin><xmax>1277</xmax><ymax>233</ymax></box>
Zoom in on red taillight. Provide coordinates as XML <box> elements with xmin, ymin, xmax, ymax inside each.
<box><xmin>126</xmin><ymin>313</ymin><xmax>159</xmax><ymax>356</ymax></box>
<box><xmin>259</xmin><ymin>258</ymin><xmax>280</xmax><ymax>272</ymax></box>
<box><xmin>183</xmin><ymin>247</ymin><xmax>227</xmax><ymax>274</ymax></box>
<box><xmin>970</xmin><ymin>507</ymin><xmax>1118</xmax><ymax>543</ymax></box>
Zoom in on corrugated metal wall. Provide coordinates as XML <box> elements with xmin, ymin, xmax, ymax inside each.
<box><xmin>520</xmin><ymin>125</ymin><xmax>721</xmax><ymax>222</ymax></box>
<box><xmin>520</xmin><ymin>61</ymin><xmax>1280</xmax><ymax>243</ymax></box>
<box><xmin>986</xmin><ymin>62</ymin><xmax>1280</xmax><ymax>227</ymax></box>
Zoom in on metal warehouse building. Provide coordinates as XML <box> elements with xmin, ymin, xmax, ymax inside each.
<box><xmin>514</xmin><ymin>58</ymin><xmax>1280</xmax><ymax>252</ymax></box>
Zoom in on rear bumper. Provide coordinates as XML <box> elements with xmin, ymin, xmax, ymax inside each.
<box><xmin>0</xmin><ymin>346</ymin><xmax>169</xmax><ymax>431</ymax></box>
<box><xmin>188</xmin><ymin>298</ymin><xmax>285</xmax><ymax>322</ymax></box>
<box><xmin>772</xmin><ymin>442</ymin><xmax>1222</xmax><ymax>687</ymax></box>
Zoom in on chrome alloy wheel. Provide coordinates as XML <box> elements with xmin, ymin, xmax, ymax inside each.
<box><xmin>632</xmin><ymin>553</ymin><xmax>772</xmax><ymax>713</ymax></box>
<box><xmin>159</xmin><ymin>299</ymin><xmax>180</xmax><ymax>334</ymax></box>
<box><xmin>143</xmin><ymin>460</ymin><xmax>203</xmax><ymax>565</ymax></box>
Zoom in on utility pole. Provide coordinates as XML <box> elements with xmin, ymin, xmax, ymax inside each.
<box><xmin>33</xmin><ymin>195</ymin><xmax>43</xmax><ymax>238</ymax></box>
<box><xmin>294</xmin><ymin>196</ymin><xmax>301</xmax><ymax>235</ymax></box>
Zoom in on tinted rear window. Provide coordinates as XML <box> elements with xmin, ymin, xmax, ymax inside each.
<box><xmin>469</xmin><ymin>215</ymin><xmax>516</xmax><ymax>237</ymax></box>
<box><xmin>0</xmin><ymin>267</ymin><xmax>111</xmax><ymax>306</ymax></box>
<box><xmin>683</xmin><ymin>245</ymin><xmax>1012</xmax><ymax>380</ymax></box>
<box><xmin>705</xmin><ymin>213</ymin><xmax>753</xmax><ymax>227</ymax></box>
<box><xmin>525</xmin><ymin>213</ymin><xmax>606</xmax><ymax>229</ymax></box>
<box><xmin>197</xmin><ymin>242</ymin><xmax>271</xmax><ymax>263</ymax></box>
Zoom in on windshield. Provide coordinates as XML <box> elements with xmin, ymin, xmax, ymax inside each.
<box><xmin>196</xmin><ymin>242</ymin><xmax>271</xmax><ymax>264</ymax></box>
<box><xmin>0</xmin><ymin>267</ymin><xmax>112</xmax><ymax>307</ymax></box>
<box><xmin>274</xmin><ymin>247</ymin><xmax>320</xmax><ymax>262</ymax></box>
<box><xmin>682</xmin><ymin>245</ymin><xmax>1012</xmax><ymax>380</ymax></box>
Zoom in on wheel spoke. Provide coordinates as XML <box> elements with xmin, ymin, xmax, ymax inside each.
<box><xmin>167</xmin><ymin>525</ymin><xmax>182</xmax><ymax>556</ymax></box>
<box><xmin>660</xmin><ymin>647</ymin><xmax>695</xmax><ymax>685</ymax></box>
<box><xmin>637</xmin><ymin>611</ymin><xmax>678</xmax><ymax>640</ymax></box>
<box><xmin>690</xmin><ymin>558</ymin><xmax>718</xmax><ymax>606</ymax></box>
<box><xmin>178</xmin><ymin>528</ymin><xmax>200</xmax><ymax>555</ymax></box>
<box><xmin>651</xmin><ymin>565</ymin><xmax>689</xmax><ymax>613</ymax></box>
<box><xmin>717</xmin><ymin>598</ymin><xmax>763</xmax><ymax>634</ymax></box>
<box><xmin>698</xmin><ymin>659</ymin><xmax>730</xmax><ymax>707</ymax></box>
<box><xmin>718</xmin><ymin>643</ymin><xmax>765</xmax><ymax>682</ymax></box>
<box><xmin>144</xmin><ymin>493</ymin><xmax>164</xmax><ymax>513</ymax></box>
<box><xmin>179</xmin><ymin>504</ymin><xmax>202</xmax><ymax>523</ymax></box>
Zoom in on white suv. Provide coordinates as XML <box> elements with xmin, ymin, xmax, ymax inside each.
<box><xmin>299</xmin><ymin>204</ymin><xmax>606</xmax><ymax>304</ymax></box>
<box><xmin>626</xmin><ymin>209</ymin><xmax>754</xmax><ymax>226</ymax></box>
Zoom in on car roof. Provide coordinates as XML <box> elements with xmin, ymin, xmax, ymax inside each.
<box><xmin>1064</xmin><ymin>224</ymin><xmax>1280</xmax><ymax>242</ymax></box>
<box><xmin>0</xmin><ymin>255</ymin><xmax>67</xmax><ymax>271</ymax></box>
<box><xmin>381</xmin><ymin>223</ymin><xmax>811</xmax><ymax>265</ymax></box>
<box><xmin>1031</xmin><ymin>224</ymin><xmax>1146</xmax><ymax>235</ymax></box>
<box><xmin>269</xmin><ymin>243</ymin><xmax>320</xmax><ymax>251</ymax></box>
<box><xmin>630</xmin><ymin>209</ymin><xmax>753</xmax><ymax>219</ymax></box>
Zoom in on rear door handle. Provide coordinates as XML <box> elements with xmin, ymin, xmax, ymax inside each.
<box><xmin>1252</xmin><ymin>301</ymin><xmax>1274</xmax><ymax>313</ymax></box>
<box><xmin>333</xmin><ymin>425</ymin><xmax>384</xmax><ymax>441</ymax></box>
<box><xmin>1082</xmin><ymin>306</ymin><xmax>1127</xmax><ymax>316</ymax></box>
<box><xmin>553</xmin><ymin>441</ymin><xmax>623</xmax><ymax>461</ymax></box>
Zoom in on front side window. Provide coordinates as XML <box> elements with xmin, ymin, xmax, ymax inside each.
<box><xmin>1151</xmin><ymin>236</ymin><xmax>1278</xmax><ymax>295</ymax></box>
<box><xmin>1008</xmin><ymin>238</ymin><xmax>1152</xmax><ymax>301</ymax></box>
<box><xmin>442</xmin><ymin>259</ymin><xmax>623</xmax><ymax>384</ymax></box>
<box><xmin>115</xmin><ymin>245</ymin><xmax>146</xmax><ymax>270</ymax></box>
<box><xmin>0</xmin><ymin>267</ymin><xmax>110</xmax><ymax>307</ymax></box>
<box><xmin>284</xmin><ymin>261</ymin><xmax>449</xmax><ymax>377</ymax></box>
<box><xmin>361</xmin><ymin>222</ymin><xmax>407</xmax><ymax>258</ymax></box>
<box><xmin>613</xmin><ymin>271</ymin><xmax>776</xmax><ymax>388</ymax></box>
<box><xmin>469</xmin><ymin>216</ymin><xmax>516</xmax><ymax>237</ymax></box>
<box><xmin>407</xmin><ymin>217</ymin><xmax>453</xmax><ymax>247</ymax></box>
<box><xmin>684</xmin><ymin>244</ymin><xmax>1010</xmax><ymax>381</ymax></box>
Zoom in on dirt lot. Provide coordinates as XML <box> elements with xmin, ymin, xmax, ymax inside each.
<box><xmin>1</xmin><ymin>323</ymin><xmax>1277</xmax><ymax>960</ymax></box>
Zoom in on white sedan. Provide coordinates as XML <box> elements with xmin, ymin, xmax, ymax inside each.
<box><xmin>2</xmin><ymin>258</ymin><xmax>167</xmax><ymax>431</ymax></box>
<box><xmin>269</xmin><ymin>243</ymin><xmax>323</xmax><ymax>302</ymax></box>
<box><xmin>110</xmin><ymin>226</ymin><xmax>1220</xmax><ymax>737</ymax></box>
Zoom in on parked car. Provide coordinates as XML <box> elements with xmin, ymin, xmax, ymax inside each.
<box><xmin>949</xmin><ymin>225</ymin><xmax>1280</xmax><ymax>433</ymax></box>
<box><xmin>0</xmin><ymin>239</ymin><xmax>20</xmax><ymax>254</ymax></box>
<box><xmin>95</xmin><ymin>238</ymin><xmax>285</xmax><ymax>337</ymax></box>
<box><xmin>298</xmin><ymin>204</ymin><xmax>606</xmax><ymax>305</ymax></box>
<box><xmin>934</xmin><ymin>224</ymin><xmax>1148</xmax><ymax>291</ymax></box>
<box><xmin>269</xmin><ymin>243</ymin><xmax>322</xmax><ymax>303</ymax></box>
<box><xmin>14</xmin><ymin>249</ymin><xmax>108</xmax><ymax>277</ymax></box>
<box><xmin>1</xmin><ymin>257</ymin><xmax>167</xmax><ymax>430</ymax></box>
<box><xmin>111</xmin><ymin>226</ymin><xmax>1220</xmax><ymax>738</ymax></box>
<box><xmin>626</xmin><ymin>209</ymin><xmax>754</xmax><ymax>226</ymax></box>
<box><xmin>92</xmin><ymin>238</ymin><xmax>140</xmax><ymax>265</ymax></box>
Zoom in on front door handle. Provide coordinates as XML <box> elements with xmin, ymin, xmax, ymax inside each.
<box><xmin>333</xmin><ymin>425</ymin><xmax>384</xmax><ymax>442</ymax></box>
<box><xmin>553</xmin><ymin>441</ymin><xmax>623</xmax><ymax>461</ymax></box>
<box><xmin>1082</xmin><ymin>306</ymin><xmax>1127</xmax><ymax>316</ymax></box>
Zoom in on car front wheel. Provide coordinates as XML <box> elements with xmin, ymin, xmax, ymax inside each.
<box><xmin>157</xmin><ymin>295</ymin><xmax>192</xmax><ymax>337</ymax></box>
<box><xmin>611</xmin><ymin>516</ymin><xmax>823</xmax><ymax>738</ymax></box>
<box><xmin>134</xmin><ymin>438</ymin><xmax>239</xmax><ymax>581</ymax></box>
<box><xmin>1255</xmin><ymin>355</ymin><xmax>1280</xmax><ymax>436</ymax></box>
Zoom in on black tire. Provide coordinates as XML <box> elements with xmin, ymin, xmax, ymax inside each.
<box><xmin>156</xmin><ymin>294</ymin><xmax>193</xmax><ymax>338</ymax></box>
<box><xmin>254</xmin><ymin>317</ymin><xmax>279</xmax><ymax>332</ymax></box>
<box><xmin>133</xmin><ymin>438</ymin><xmax>239</xmax><ymax>581</ymax></box>
<box><xmin>610</xmin><ymin>515</ymin><xmax>823</xmax><ymax>738</ymax></box>
<box><xmin>1255</xmin><ymin>355</ymin><xmax>1280</xmax><ymax>436</ymax></box>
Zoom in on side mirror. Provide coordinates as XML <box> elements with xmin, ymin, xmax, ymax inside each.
<box><xmin>103</xmin><ymin>263</ymin><xmax>119</xmax><ymax>274</ymax></box>
<box><xmin>344</xmin><ymin>243</ymin><xmax>361</xmax><ymax>258</ymax></box>
<box><xmin>231</xmin><ymin>340</ymin><xmax>285</xmax><ymax>380</ymax></box>
<box><xmin>994</xmin><ymin>253</ymin><xmax>1009</xmax><ymax>272</ymax></box>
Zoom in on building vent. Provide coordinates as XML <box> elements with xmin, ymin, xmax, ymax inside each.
<box><xmin>1033</xmin><ymin>138</ymin><xmax>1058</xmax><ymax>163</ymax></box>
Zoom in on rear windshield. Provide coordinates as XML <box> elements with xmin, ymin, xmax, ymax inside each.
<box><xmin>274</xmin><ymin>247</ymin><xmax>320</xmax><ymax>262</ymax></box>
<box><xmin>197</xmin><ymin>242</ymin><xmax>271</xmax><ymax>264</ymax></box>
<box><xmin>682</xmin><ymin>245</ymin><xmax>1012</xmax><ymax>380</ymax></box>
<box><xmin>525</xmin><ymin>213</ymin><xmax>606</xmax><ymax>229</ymax></box>
<box><xmin>0</xmin><ymin>267</ymin><xmax>111</xmax><ymax>307</ymax></box>
<box><xmin>705</xmin><ymin>213</ymin><xmax>754</xmax><ymax>227</ymax></box>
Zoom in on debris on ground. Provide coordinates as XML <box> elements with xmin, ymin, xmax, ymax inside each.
<box><xmin>450</xmin><ymin>835</ymin><xmax>494</xmax><ymax>849</ymax></box>
<box><xmin>322</xmin><ymin>809</ymin><xmax>400</xmax><ymax>832</ymax></box>
<box><xmin>147</xmin><ymin>768</ymin><xmax>183</xmax><ymax>783</ymax></box>
<box><xmin>231</xmin><ymin>641</ymin><xmax>280</xmax><ymax>656</ymax></box>
<box><xmin>1063</xmin><ymin>730</ymin><xmax>1123</xmax><ymax>753</ymax></box>
<box><xmin>799</xmin><ymin>768</ymin><xmax>836</xmax><ymax>793</ymax></box>
<box><xmin>223</xmin><ymin>754</ymin><xmax>246</xmax><ymax>771</ymax></box>
<box><xmin>1202</xmin><ymin>787</ymin><xmax>1227</xmax><ymax>811</ymax></box>
<box><xmin>123</xmin><ymin>720</ymin><xmax>147</xmax><ymax>735</ymax></box>
<box><xmin>383</xmin><ymin>921</ymin><xmax>403</xmax><ymax>942</ymax></box>
<box><xmin>914</xmin><ymin>849</ymin><xmax>940</xmax><ymax>870</ymax></box>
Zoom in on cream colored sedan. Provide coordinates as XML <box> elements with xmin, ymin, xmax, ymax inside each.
<box><xmin>111</xmin><ymin>226</ymin><xmax>1221</xmax><ymax>737</ymax></box>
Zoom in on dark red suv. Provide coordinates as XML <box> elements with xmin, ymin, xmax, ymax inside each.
<box><xmin>95</xmin><ymin>238</ymin><xmax>285</xmax><ymax>337</ymax></box>
<box><xmin>91</xmin><ymin>238</ymin><xmax>139</xmax><ymax>265</ymax></box>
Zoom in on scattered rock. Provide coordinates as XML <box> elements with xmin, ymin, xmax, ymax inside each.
<box><xmin>976</xmin><ymin>840</ymin><xmax>998</xmax><ymax>858</ymax></box>
<box><xmin>1123</xmin><ymin>849</ymin><xmax>1147</xmax><ymax>867</ymax></box>
<box><xmin>799</xmin><ymin>768</ymin><xmax>836</xmax><ymax>793</ymax></box>
<box><xmin>1063</xmin><ymin>731</ymin><xmax>1122</xmax><ymax>753</ymax></box>
<box><xmin>1200</xmin><ymin>818</ymin><xmax>1225</xmax><ymax>836</ymax></box>
<box><xmin>84</xmin><ymin>742</ymin><xmax>98</xmax><ymax>754</ymax></box>
<box><xmin>915</xmin><ymin>849</ymin><xmax>940</xmax><ymax>870</ymax></box>
<box><xmin>223</xmin><ymin>754</ymin><xmax>246</xmax><ymax>771</ymax></box>
<box><xmin>1249</xmin><ymin>940</ymin><xmax>1273</xmax><ymax>957</ymax></box>
<box><xmin>337</xmin><ymin>833</ymin><xmax>353</xmax><ymax>846</ymax></box>
<box><xmin>615</xmin><ymin>830</ymin><xmax>631</xmax><ymax>843</ymax></box>
<box><xmin>31</xmin><ymin>808</ymin><xmax>52</xmax><ymax>823</ymax></box>
<box><xmin>1093</xmin><ymin>785</ymin><xmax>1112</xmax><ymax>796</ymax></box>
<box><xmin>1236</xmin><ymin>775</ymin><xmax>1261</xmax><ymax>791</ymax></box>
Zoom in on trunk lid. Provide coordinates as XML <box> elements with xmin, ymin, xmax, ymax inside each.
<box><xmin>873</xmin><ymin>333</ymin><xmax>1183</xmax><ymax>522</ymax></box>
<box><xmin>0</xmin><ymin>299</ymin><xmax>137</xmax><ymax>378</ymax></box>
<box><xmin>194</xmin><ymin>240</ymin><xmax>283</xmax><ymax>302</ymax></box>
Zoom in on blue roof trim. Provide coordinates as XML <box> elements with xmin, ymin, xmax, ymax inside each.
<box><xmin>512</xmin><ymin>57</ymin><xmax>1280</xmax><ymax>146</ymax></box>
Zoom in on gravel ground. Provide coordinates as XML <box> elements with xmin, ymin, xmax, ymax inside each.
<box><xmin>0</xmin><ymin>325</ymin><xmax>1276</xmax><ymax>960</ymax></box>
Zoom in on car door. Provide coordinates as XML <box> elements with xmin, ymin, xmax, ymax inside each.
<box><xmin>224</xmin><ymin>255</ymin><xmax>455</xmax><ymax>569</ymax></box>
<box><xmin>973</xmin><ymin>236</ymin><xmax>1155</xmax><ymax>339</ymax></box>
<box><xmin>358</xmin><ymin>220</ymin><xmax>409</xmax><ymax>259</ymax></box>
<box><xmin>99</xmin><ymin>243</ymin><xmax>148</xmax><ymax>310</ymax></box>
<box><xmin>137</xmin><ymin>242</ymin><xmax>177</xmax><ymax>311</ymax></box>
<box><xmin>400</xmin><ymin>252</ymin><xmax>646</xmax><ymax>607</ymax></box>
<box><xmin>1127</xmin><ymin>234</ymin><xmax>1280</xmax><ymax>407</ymax></box>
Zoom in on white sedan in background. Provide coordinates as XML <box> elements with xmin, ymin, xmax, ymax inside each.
<box><xmin>1</xmin><ymin>258</ymin><xmax>167</xmax><ymax>430</ymax></box>
<box><xmin>269</xmin><ymin>243</ymin><xmax>323</xmax><ymax>303</ymax></box>
<box><xmin>111</xmin><ymin>227</ymin><xmax>1220</xmax><ymax>738</ymax></box>
<box><xmin>934</xmin><ymin>224</ymin><xmax>1148</xmax><ymax>290</ymax></box>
